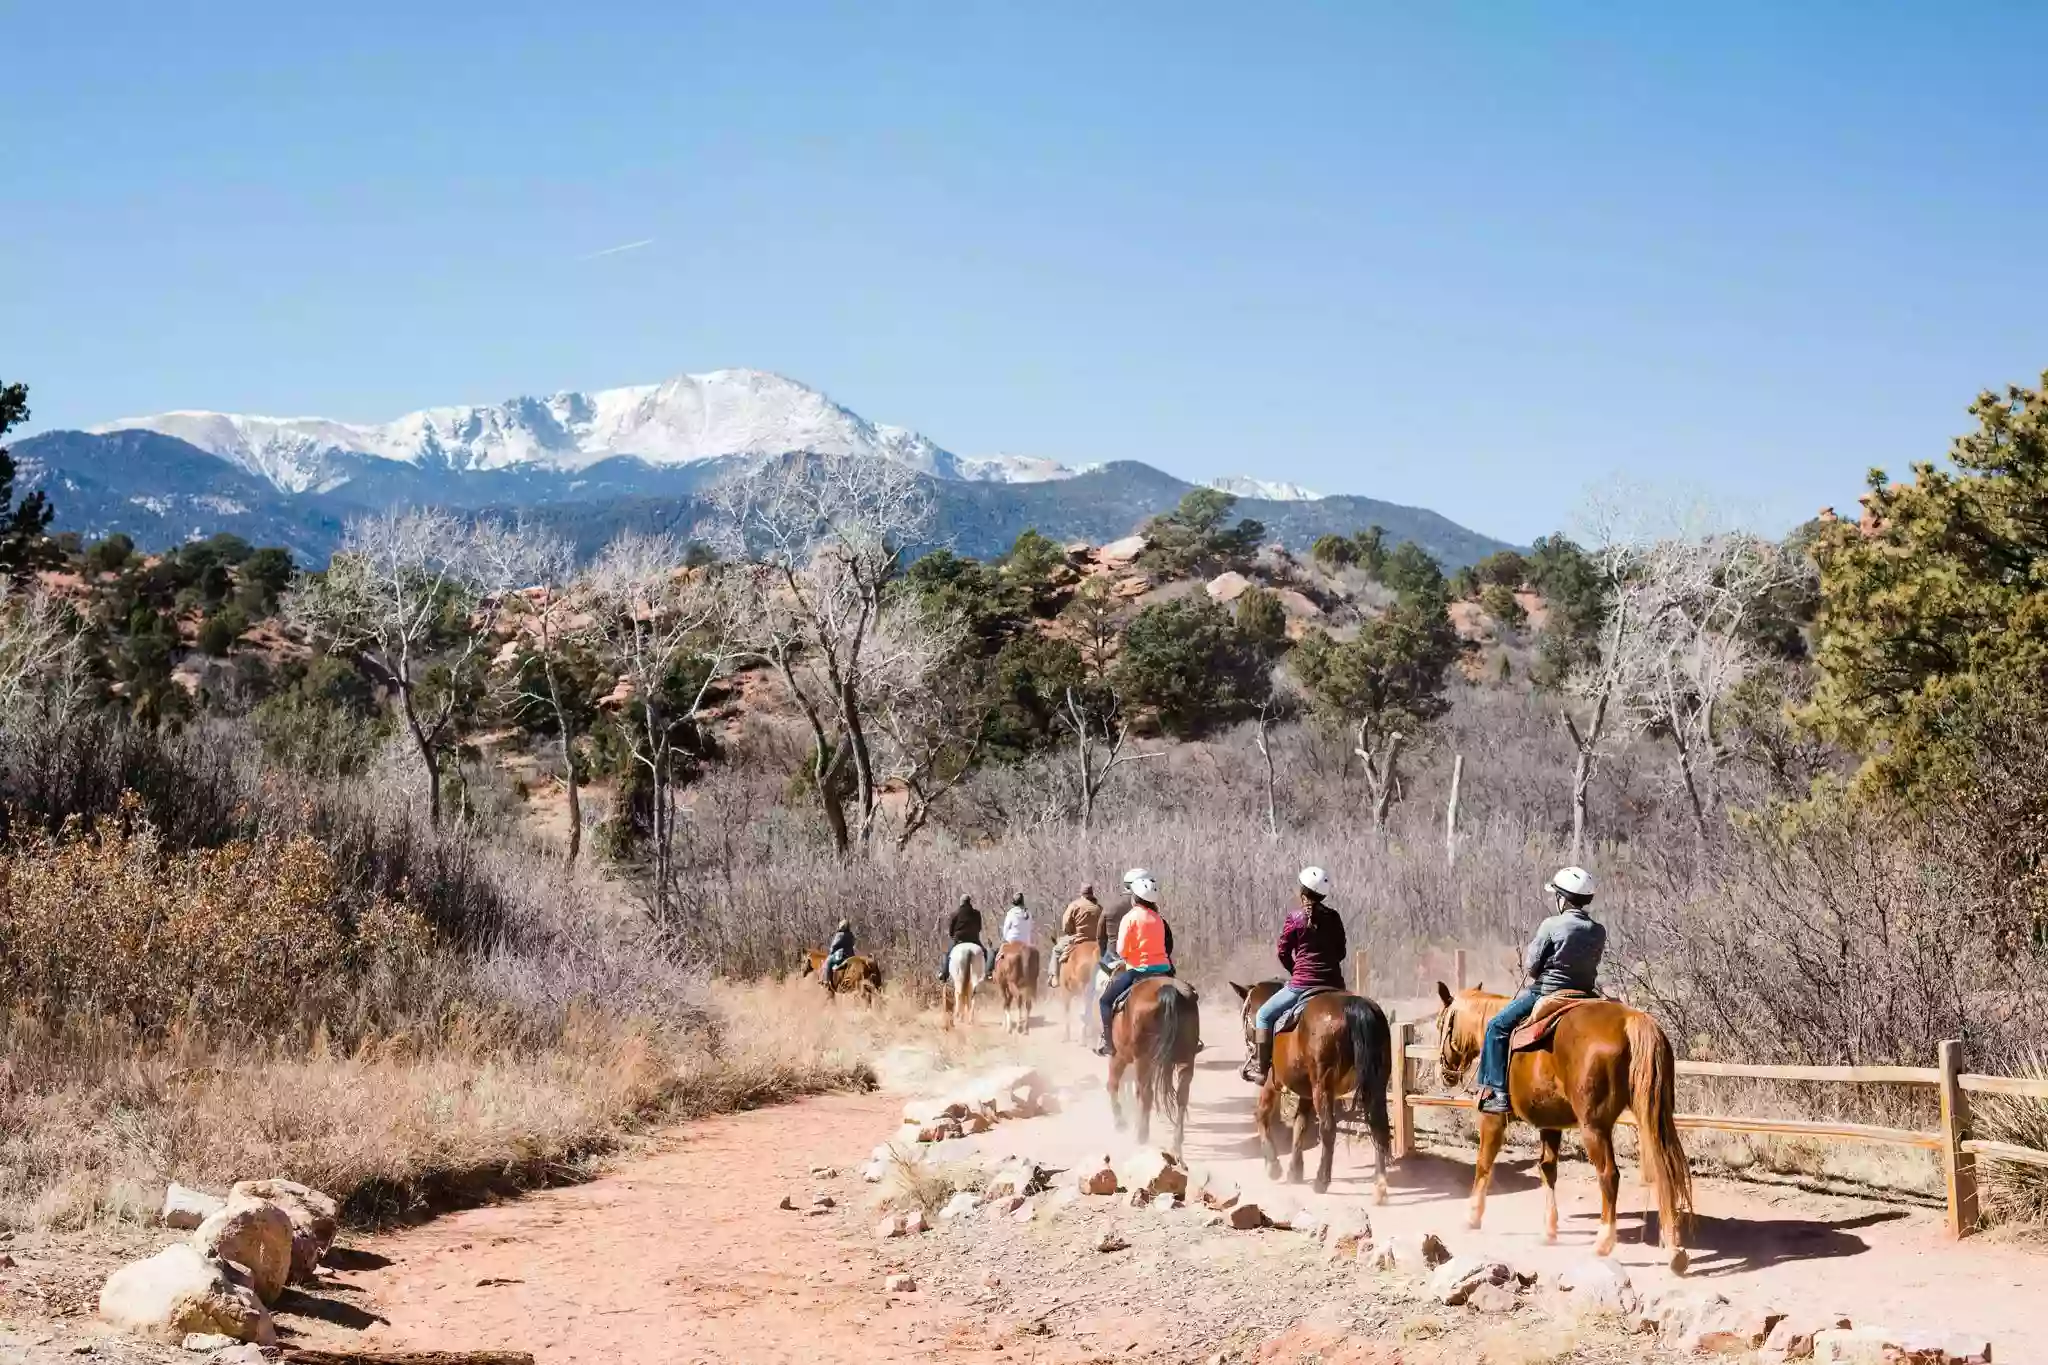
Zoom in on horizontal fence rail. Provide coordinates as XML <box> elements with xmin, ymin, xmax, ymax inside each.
<box><xmin>1381</xmin><ymin>991</ymin><xmax>2048</xmax><ymax>1239</ymax></box>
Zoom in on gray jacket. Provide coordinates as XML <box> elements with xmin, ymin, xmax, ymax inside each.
<box><xmin>1524</xmin><ymin>906</ymin><xmax>1605</xmax><ymax>996</ymax></box>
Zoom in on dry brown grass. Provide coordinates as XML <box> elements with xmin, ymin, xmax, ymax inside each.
<box><xmin>0</xmin><ymin>978</ymin><xmax>960</xmax><ymax>1233</ymax></box>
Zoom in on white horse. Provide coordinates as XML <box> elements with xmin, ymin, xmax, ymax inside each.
<box><xmin>947</xmin><ymin>942</ymin><xmax>987</xmax><ymax>1028</ymax></box>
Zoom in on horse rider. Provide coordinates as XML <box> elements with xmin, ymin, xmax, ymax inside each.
<box><xmin>1095</xmin><ymin>874</ymin><xmax>1175</xmax><ymax>1056</ymax></box>
<box><xmin>1098</xmin><ymin>867</ymin><xmax>1150</xmax><ymax>968</ymax></box>
<box><xmin>1001</xmin><ymin>892</ymin><xmax>1035</xmax><ymax>951</ymax></box>
<box><xmin>1047</xmin><ymin>883</ymin><xmax>1104</xmax><ymax>985</ymax></box>
<box><xmin>822</xmin><ymin>918</ymin><xmax>856</xmax><ymax>992</ymax></box>
<box><xmin>1243</xmin><ymin>866</ymin><xmax>1347</xmax><ymax>1083</ymax></box>
<box><xmin>939</xmin><ymin>894</ymin><xmax>986</xmax><ymax>982</ymax></box>
<box><xmin>1477</xmin><ymin>866</ymin><xmax>1604</xmax><ymax>1115</ymax></box>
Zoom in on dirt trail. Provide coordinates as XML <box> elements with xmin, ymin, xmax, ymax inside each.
<box><xmin>290</xmin><ymin>998</ymin><xmax>2045</xmax><ymax>1362</ymax></box>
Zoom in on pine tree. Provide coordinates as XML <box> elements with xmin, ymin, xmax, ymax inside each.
<box><xmin>0</xmin><ymin>380</ymin><xmax>58</xmax><ymax>580</ymax></box>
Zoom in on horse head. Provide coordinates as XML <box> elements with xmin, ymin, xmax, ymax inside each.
<box><xmin>1434</xmin><ymin>980</ymin><xmax>1495</xmax><ymax>1086</ymax></box>
<box><xmin>1231</xmin><ymin>979</ymin><xmax>1282</xmax><ymax>1056</ymax></box>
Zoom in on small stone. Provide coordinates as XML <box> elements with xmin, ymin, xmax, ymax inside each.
<box><xmin>1011</xmin><ymin>1198</ymin><xmax>1037</xmax><ymax>1224</ymax></box>
<box><xmin>1466</xmin><ymin>1281</ymin><xmax>1519</xmax><ymax>1314</ymax></box>
<box><xmin>939</xmin><ymin>1192</ymin><xmax>982</xmax><ymax>1222</ymax></box>
<box><xmin>980</xmin><ymin>1270</ymin><xmax>1002</xmax><ymax>1288</ymax></box>
<box><xmin>884</xmin><ymin>1273</ymin><xmax>917</xmax><ymax>1293</ymax></box>
<box><xmin>183</xmin><ymin>1335</ymin><xmax>237</xmax><ymax>1353</ymax></box>
<box><xmin>902</xmin><ymin>1208</ymin><xmax>929</xmax><ymax>1234</ymax></box>
<box><xmin>1320</xmin><ymin>1212</ymin><xmax>1374</xmax><ymax>1260</ymax></box>
<box><xmin>1118</xmin><ymin>1147</ymin><xmax>1189</xmax><ymax>1199</ymax></box>
<box><xmin>991</xmin><ymin>1194</ymin><xmax>1027</xmax><ymax>1215</ymax></box>
<box><xmin>1429</xmin><ymin>1256</ymin><xmax>1512</xmax><ymax>1307</ymax></box>
<box><xmin>1813</xmin><ymin>1327</ymin><xmax>1991</xmax><ymax>1364</ymax></box>
<box><xmin>1097</xmin><ymin>1233</ymin><xmax>1131</xmax><ymax>1253</ymax></box>
<box><xmin>961</xmin><ymin>1113</ymin><xmax>994</xmax><ymax>1135</ymax></box>
<box><xmin>810</xmin><ymin>1192</ymin><xmax>835</xmax><ymax>1209</ymax></box>
<box><xmin>810</xmin><ymin>1165</ymin><xmax>838</xmax><ymax>1179</ymax></box>
<box><xmin>1077</xmin><ymin>1162</ymin><xmax>1119</xmax><ymax>1196</ymax></box>
<box><xmin>1226</xmin><ymin>1203</ymin><xmax>1266</xmax><ymax>1230</ymax></box>
<box><xmin>0</xmin><ymin>1253</ymin><xmax>14</xmax><ymax>1269</ymax></box>
<box><xmin>1553</xmin><ymin>1258</ymin><xmax>1639</xmax><ymax>1320</ymax></box>
<box><xmin>874</xmin><ymin>1213</ymin><xmax>907</xmax><ymax>1240</ymax></box>
<box><xmin>861</xmin><ymin>1161</ymin><xmax>887</xmax><ymax>1183</ymax></box>
<box><xmin>778</xmin><ymin>1194</ymin><xmax>798</xmax><ymax>1211</ymax></box>
<box><xmin>205</xmin><ymin>1349</ymin><xmax>278</xmax><ymax>1365</ymax></box>
<box><xmin>1125</xmin><ymin>1189</ymin><xmax>1152</xmax><ymax>1209</ymax></box>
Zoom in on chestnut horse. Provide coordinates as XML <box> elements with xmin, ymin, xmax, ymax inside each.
<box><xmin>1231</xmin><ymin>981</ymin><xmax>1393</xmax><ymax>1200</ymax></box>
<box><xmin>992</xmin><ymin>942</ymin><xmax>1040</xmax><ymax>1033</ymax></box>
<box><xmin>1107</xmin><ymin>976</ymin><xmax>1201</xmax><ymax>1152</ymax></box>
<box><xmin>1057</xmin><ymin>940</ymin><xmax>1102</xmax><ymax>1044</ymax></box>
<box><xmin>799</xmin><ymin>950</ymin><xmax>883</xmax><ymax>1002</ymax></box>
<box><xmin>1435</xmin><ymin>984</ymin><xmax>1693</xmax><ymax>1272</ymax></box>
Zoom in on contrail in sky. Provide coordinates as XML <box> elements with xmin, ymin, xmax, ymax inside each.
<box><xmin>577</xmin><ymin>238</ymin><xmax>655</xmax><ymax>261</ymax></box>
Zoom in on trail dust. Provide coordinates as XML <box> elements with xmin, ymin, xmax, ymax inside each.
<box><xmin>284</xmin><ymin>997</ymin><xmax>2045</xmax><ymax>1362</ymax></box>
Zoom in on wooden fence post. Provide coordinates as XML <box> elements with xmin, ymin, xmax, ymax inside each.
<box><xmin>1352</xmin><ymin>949</ymin><xmax>1369</xmax><ymax>995</ymax></box>
<box><xmin>1453</xmin><ymin>948</ymin><xmax>1467</xmax><ymax>993</ymax></box>
<box><xmin>1392</xmin><ymin>1016</ymin><xmax>1415</xmax><ymax>1160</ymax></box>
<box><xmin>1939</xmin><ymin>1038</ymin><xmax>1979</xmax><ymax>1238</ymax></box>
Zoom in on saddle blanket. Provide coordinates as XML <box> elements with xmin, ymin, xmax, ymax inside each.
<box><xmin>1509</xmin><ymin>991</ymin><xmax>1602</xmax><ymax>1053</ymax></box>
<box><xmin>1273</xmin><ymin>985</ymin><xmax>1338</xmax><ymax>1034</ymax></box>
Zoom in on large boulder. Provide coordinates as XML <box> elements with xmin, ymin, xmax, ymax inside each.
<box><xmin>1099</xmin><ymin>535</ymin><xmax>1150</xmax><ymax>566</ymax></box>
<box><xmin>228</xmin><ymin>1179</ymin><xmax>338</xmax><ymax>1283</ymax></box>
<box><xmin>98</xmin><ymin>1243</ymin><xmax>276</xmax><ymax>1346</ymax></box>
<box><xmin>1205</xmin><ymin>572</ymin><xmax>1252</xmax><ymax>604</ymax></box>
<box><xmin>192</xmin><ymin>1197</ymin><xmax>294</xmax><ymax>1305</ymax></box>
<box><xmin>160</xmin><ymin>1183</ymin><xmax>226</xmax><ymax>1232</ymax></box>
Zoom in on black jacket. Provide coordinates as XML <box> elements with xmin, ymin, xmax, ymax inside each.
<box><xmin>948</xmin><ymin>903</ymin><xmax>983</xmax><ymax>947</ymax></box>
<box><xmin>827</xmin><ymin>927</ymin><xmax>855</xmax><ymax>958</ymax></box>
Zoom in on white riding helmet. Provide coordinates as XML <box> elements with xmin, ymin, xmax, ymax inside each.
<box><xmin>1548</xmin><ymin>866</ymin><xmax>1595</xmax><ymax>900</ymax></box>
<box><xmin>1122</xmin><ymin>867</ymin><xmax>1151</xmax><ymax>891</ymax></box>
<box><xmin>1298</xmin><ymin>866</ymin><xmax>1332</xmax><ymax>898</ymax></box>
<box><xmin>1130</xmin><ymin>875</ymin><xmax>1160</xmax><ymax>903</ymax></box>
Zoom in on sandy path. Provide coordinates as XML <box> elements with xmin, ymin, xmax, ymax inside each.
<box><xmin>289</xmin><ymin>998</ymin><xmax>2045</xmax><ymax>1362</ymax></box>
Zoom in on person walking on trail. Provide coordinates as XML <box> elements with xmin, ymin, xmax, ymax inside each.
<box><xmin>939</xmin><ymin>895</ymin><xmax>986</xmax><ymax>982</ymax></box>
<box><xmin>1243</xmin><ymin>867</ymin><xmax>1347</xmax><ymax>1083</ymax></box>
<box><xmin>822</xmin><ymin>918</ymin><xmax>856</xmax><ymax>992</ymax></box>
<box><xmin>1001</xmin><ymin>892</ymin><xmax>1035</xmax><ymax>947</ymax></box>
<box><xmin>1095</xmin><ymin>875</ymin><xmax>1174</xmax><ymax>1056</ymax></box>
<box><xmin>1476</xmin><ymin>866</ymin><xmax>1605</xmax><ymax>1115</ymax></box>
<box><xmin>1048</xmin><ymin>884</ymin><xmax>1104</xmax><ymax>985</ymax></box>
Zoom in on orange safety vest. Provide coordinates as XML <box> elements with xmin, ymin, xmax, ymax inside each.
<box><xmin>1116</xmin><ymin>906</ymin><xmax>1170</xmax><ymax>969</ymax></box>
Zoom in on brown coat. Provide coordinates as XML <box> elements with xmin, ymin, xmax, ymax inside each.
<box><xmin>1060</xmin><ymin>895</ymin><xmax>1104</xmax><ymax>942</ymax></box>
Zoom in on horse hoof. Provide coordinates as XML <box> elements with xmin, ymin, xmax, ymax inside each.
<box><xmin>1465</xmin><ymin>1214</ymin><xmax>1482</xmax><ymax>1230</ymax></box>
<box><xmin>1593</xmin><ymin>1235</ymin><xmax>1616</xmax><ymax>1257</ymax></box>
<box><xmin>1669</xmin><ymin>1250</ymin><xmax>1690</xmax><ymax>1276</ymax></box>
<box><xmin>1312</xmin><ymin>1181</ymin><xmax>1330</xmax><ymax>1196</ymax></box>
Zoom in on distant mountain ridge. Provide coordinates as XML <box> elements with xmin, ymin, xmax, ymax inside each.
<box><xmin>20</xmin><ymin>369</ymin><xmax>1516</xmax><ymax>567</ymax></box>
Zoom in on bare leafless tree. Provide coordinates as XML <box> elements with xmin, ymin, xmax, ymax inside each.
<box><xmin>284</xmin><ymin>509</ymin><xmax>485</xmax><ymax>827</ymax></box>
<box><xmin>1060</xmin><ymin>684</ymin><xmax>1163</xmax><ymax>834</ymax></box>
<box><xmin>864</xmin><ymin>604</ymin><xmax>991</xmax><ymax>851</ymax></box>
<box><xmin>471</xmin><ymin>520</ymin><xmax>589</xmax><ymax>862</ymax></box>
<box><xmin>0</xmin><ymin>588</ymin><xmax>83</xmax><ymax>740</ymax></box>
<box><xmin>583</xmin><ymin>531</ymin><xmax>742</xmax><ymax>922</ymax></box>
<box><xmin>709</xmin><ymin>453</ymin><xmax>933</xmax><ymax>854</ymax></box>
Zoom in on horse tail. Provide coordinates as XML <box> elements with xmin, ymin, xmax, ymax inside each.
<box><xmin>1626</xmin><ymin>1010</ymin><xmax>1694</xmax><ymax>1236</ymax></box>
<box><xmin>1343</xmin><ymin>993</ymin><xmax>1393</xmax><ymax>1151</ymax></box>
<box><xmin>1150</xmin><ymin>980</ymin><xmax>1194</xmax><ymax>1137</ymax></box>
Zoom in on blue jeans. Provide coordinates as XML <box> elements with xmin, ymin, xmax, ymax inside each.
<box><xmin>823</xmin><ymin>950</ymin><xmax>851</xmax><ymax>988</ymax></box>
<box><xmin>1479</xmin><ymin>989</ymin><xmax>1540</xmax><ymax>1095</ymax></box>
<box><xmin>1099</xmin><ymin>965</ymin><xmax>1172</xmax><ymax>1046</ymax></box>
<box><xmin>1255</xmin><ymin>984</ymin><xmax>1311</xmax><ymax>1031</ymax></box>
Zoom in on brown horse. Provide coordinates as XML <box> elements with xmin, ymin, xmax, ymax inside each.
<box><xmin>1230</xmin><ymin>981</ymin><xmax>1393</xmax><ymax>1200</ymax></box>
<box><xmin>799</xmin><ymin>950</ymin><xmax>882</xmax><ymax>1002</ymax></box>
<box><xmin>1107</xmin><ymin>976</ymin><xmax>1201</xmax><ymax>1152</ymax></box>
<box><xmin>992</xmin><ymin>942</ymin><xmax>1040</xmax><ymax>1033</ymax></box>
<box><xmin>1435</xmin><ymin>984</ymin><xmax>1693</xmax><ymax>1272</ymax></box>
<box><xmin>1057</xmin><ymin>940</ymin><xmax>1102</xmax><ymax>1043</ymax></box>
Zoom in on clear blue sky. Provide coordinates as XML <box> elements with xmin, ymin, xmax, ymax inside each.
<box><xmin>6</xmin><ymin>2</ymin><xmax>2045</xmax><ymax>543</ymax></box>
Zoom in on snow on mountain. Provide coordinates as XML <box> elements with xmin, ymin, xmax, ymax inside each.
<box><xmin>94</xmin><ymin>369</ymin><xmax>1079</xmax><ymax>495</ymax></box>
<box><xmin>1209</xmin><ymin>475</ymin><xmax>1323</xmax><ymax>502</ymax></box>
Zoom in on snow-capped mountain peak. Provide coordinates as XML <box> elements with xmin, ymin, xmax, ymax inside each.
<box><xmin>92</xmin><ymin>369</ymin><xmax>1077</xmax><ymax>495</ymax></box>
<box><xmin>1210</xmin><ymin>475</ymin><xmax>1324</xmax><ymax>502</ymax></box>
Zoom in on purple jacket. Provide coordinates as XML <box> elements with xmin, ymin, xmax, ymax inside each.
<box><xmin>1277</xmin><ymin>905</ymin><xmax>1347</xmax><ymax>990</ymax></box>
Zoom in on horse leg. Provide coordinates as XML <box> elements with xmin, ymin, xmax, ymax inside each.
<box><xmin>1255</xmin><ymin>1079</ymin><xmax>1283</xmax><ymax>1180</ymax></box>
<box><xmin>1538</xmin><ymin>1128</ymin><xmax>1563</xmax><ymax>1244</ymax></box>
<box><xmin>1173</xmin><ymin>1061</ymin><xmax>1193</xmax><ymax>1158</ymax></box>
<box><xmin>1581</xmin><ymin>1123</ymin><xmax>1620</xmax><ymax>1256</ymax></box>
<box><xmin>1312</xmin><ymin>1074</ymin><xmax>1338</xmax><ymax>1196</ymax></box>
<box><xmin>1107</xmin><ymin>1045</ymin><xmax>1129</xmax><ymax>1132</ymax></box>
<box><xmin>1135</xmin><ymin>1060</ymin><xmax>1155</xmax><ymax>1146</ymax></box>
<box><xmin>1287</xmin><ymin>1090</ymin><xmax>1313</xmax><ymax>1185</ymax></box>
<box><xmin>1469</xmin><ymin>1110</ymin><xmax>1507</xmax><ymax>1230</ymax></box>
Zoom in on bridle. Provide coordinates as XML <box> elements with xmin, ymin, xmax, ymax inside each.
<box><xmin>1436</xmin><ymin>997</ymin><xmax>1470</xmax><ymax>1087</ymax></box>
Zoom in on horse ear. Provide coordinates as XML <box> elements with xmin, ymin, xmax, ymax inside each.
<box><xmin>1436</xmin><ymin>981</ymin><xmax>1454</xmax><ymax>1007</ymax></box>
<box><xmin>1230</xmin><ymin>981</ymin><xmax>1249</xmax><ymax>1001</ymax></box>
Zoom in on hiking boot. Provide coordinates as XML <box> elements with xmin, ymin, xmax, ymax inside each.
<box><xmin>1094</xmin><ymin>1039</ymin><xmax>1114</xmax><ymax>1057</ymax></box>
<box><xmin>1477</xmin><ymin>1087</ymin><xmax>1512</xmax><ymax>1116</ymax></box>
<box><xmin>1243</xmin><ymin>1027</ymin><xmax>1274</xmax><ymax>1084</ymax></box>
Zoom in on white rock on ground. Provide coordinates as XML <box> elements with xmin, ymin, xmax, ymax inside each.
<box><xmin>180</xmin><ymin>1333</ymin><xmax>237</xmax><ymax>1352</ymax></box>
<box><xmin>1117</xmin><ymin>1148</ymin><xmax>1188</xmax><ymax>1199</ymax></box>
<box><xmin>1318</xmin><ymin>1211</ymin><xmax>1374</xmax><ymax>1261</ymax></box>
<box><xmin>206</xmin><ymin>1347</ymin><xmax>279</xmax><ymax>1365</ymax></box>
<box><xmin>98</xmin><ymin>1244</ymin><xmax>277</xmax><ymax>1346</ymax></box>
<box><xmin>938</xmin><ymin>1192</ymin><xmax>982</xmax><ymax>1222</ymax></box>
<box><xmin>160</xmin><ymin>1185</ymin><xmax>225</xmax><ymax>1232</ymax></box>
<box><xmin>1371</xmin><ymin>1230</ymin><xmax>1451</xmax><ymax>1273</ymax></box>
<box><xmin>1077</xmin><ymin>1159</ymin><xmax>1119</xmax><ymax>1196</ymax></box>
<box><xmin>1429</xmin><ymin>1257</ymin><xmax>1513</xmax><ymax>1307</ymax></box>
<box><xmin>228</xmin><ymin>1180</ymin><xmax>337</xmax><ymax>1284</ymax></box>
<box><xmin>1812</xmin><ymin>1327</ymin><xmax>1992</xmax><ymax>1364</ymax></box>
<box><xmin>884</xmin><ymin>1274</ymin><xmax>917</xmax><ymax>1293</ymax></box>
<box><xmin>191</xmin><ymin>1198</ymin><xmax>294</xmax><ymax>1305</ymax></box>
<box><xmin>1466</xmin><ymin>1281</ymin><xmax>1519</xmax><ymax>1314</ymax></box>
<box><xmin>1551</xmin><ymin>1258</ymin><xmax>1639</xmax><ymax>1320</ymax></box>
<box><xmin>1759</xmin><ymin>1310</ymin><xmax>1853</xmax><ymax>1362</ymax></box>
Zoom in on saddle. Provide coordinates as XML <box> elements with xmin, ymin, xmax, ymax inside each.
<box><xmin>1508</xmin><ymin>990</ymin><xmax>1601</xmax><ymax>1053</ymax></box>
<box><xmin>1098</xmin><ymin>968</ymin><xmax>1189</xmax><ymax>1016</ymax></box>
<box><xmin>1272</xmin><ymin>985</ymin><xmax>1338</xmax><ymax>1034</ymax></box>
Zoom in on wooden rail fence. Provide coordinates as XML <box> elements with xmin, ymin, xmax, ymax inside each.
<box><xmin>1349</xmin><ymin>948</ymin><xmax>2048</xmax><ymax>1238</ymax></box>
